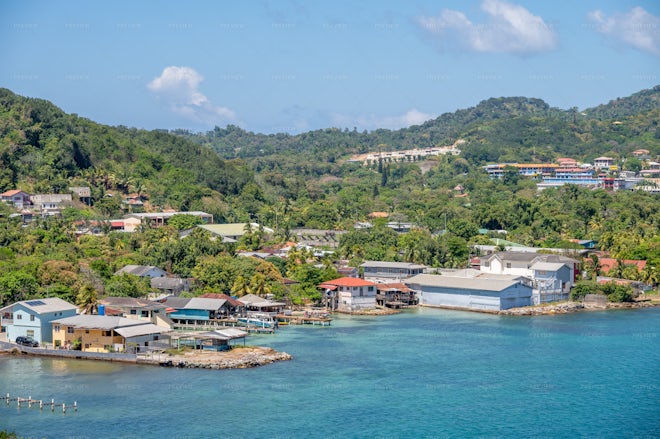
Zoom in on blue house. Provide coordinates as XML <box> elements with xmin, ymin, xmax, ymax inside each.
<box><xmin>0</xmin><ymin>298</ymin><xmax>77</xmax><ymax>345</ymax></box>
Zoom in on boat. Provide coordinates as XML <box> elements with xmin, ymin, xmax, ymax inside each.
<box><xmin>237</xmin><ymin>313</ymin><xmax>277</xmax><ymax>328</ymax></box>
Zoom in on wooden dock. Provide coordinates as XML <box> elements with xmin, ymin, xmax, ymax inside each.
<box><xmin>276</xmin><ymin>314</ymin><xmax>332</xmax><ymax>326</ymax></box>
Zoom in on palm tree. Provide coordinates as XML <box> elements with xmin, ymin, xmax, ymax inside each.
<box><xmin>76</xmin><ymin>284</ymin><xmax>98</xmax><ymax>314</ymax></box>
<box><xmin>231</xmin><ymin>275</ymin><xmax>250</xmax><ymax>297</ymax></box>
<box><xmin>249</xmin><ymin>273</ymin><xmax>272</xmax><ymax>298</ymax></box>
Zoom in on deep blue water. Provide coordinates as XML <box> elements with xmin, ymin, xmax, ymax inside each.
<box><xmin>1</xmin><ymin>307</ymin><xmax>659</xmax><ymax>439</ymax></box>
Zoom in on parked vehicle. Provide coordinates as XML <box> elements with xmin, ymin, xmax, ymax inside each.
<box><xmin>15</xmin><ymin>336</ymin><xmax>39</xmax><ymax>347</ymax></box>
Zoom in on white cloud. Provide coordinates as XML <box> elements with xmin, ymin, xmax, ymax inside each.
<box><xmin>331</xmin><ymin>108</ymin><xmax>434</xmax><ymax>131</ymax></box>
<box><xmin>588</xmin><ymin>7</ymin><xmax>660</xmax><ymax>56</ymax></box>
<box><xmin>418</xmin><ymin>0</ymin><xmax>557</xmax><ymax>55</ymax></box>
<box><xmin>147</xmin><ymin>66</ymin><xmax>236</xmax><ymax>125</ymax></box>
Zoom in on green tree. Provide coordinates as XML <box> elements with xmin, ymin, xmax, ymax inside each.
<box><xmin>167</xmin><ymin>214</ymin><xmax>203</xmax><ymax>231</ymax></box>
<box><xmin>105</xmin><ymin>274</ymin><xmax>150</xmax><ymax>298</ymax></box>
<box><xmin>76</xmin><ymin>284</ymin><xmax>99</xmax><ymax>314</ymax></box>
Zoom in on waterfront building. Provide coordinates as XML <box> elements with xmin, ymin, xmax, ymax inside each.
<box><xmin>51</xmin><ymin>315</ymin><xmax>169</xmax><ymax>352</ymax></box>
<box><xmin>404</xmin><ymin>273</ymin><xmax>532</xmax><ymax>311</ymax></box>
<box><xmin>319</xmin><ymin>277</ymin><xmax>377</xmax><ymax>312</ymax></box>
<box><xmin>480</xmin><ymin>251</ymin><xmax>578</xmax><ymax>304</ymax></box>
<box><xmin>0</xmin><ymin>298</ymin><xmax>77</xmax><ymax>345</ymax></box>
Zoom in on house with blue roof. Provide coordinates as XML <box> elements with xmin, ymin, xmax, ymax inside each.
<box><xmin>0</xmin><ymin>298</ymin><xmax>77</xmax><ymax>345</ymax></box>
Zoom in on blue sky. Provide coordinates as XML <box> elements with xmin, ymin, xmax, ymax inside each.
<box><xmin>1</xmin><ymin>0</ymin><xmax>659</xmax><ymax>134</ymax></box>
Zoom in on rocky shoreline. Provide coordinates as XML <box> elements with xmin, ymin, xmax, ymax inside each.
<box><xmin>146</xmin><ymin>346</ymin><xmax>293</xmax><ymax>370</ymax></box>
<box><xmin>499</xmin><ymin>299</ymin><xmax>660</xmax><ymax>316</ymax></box>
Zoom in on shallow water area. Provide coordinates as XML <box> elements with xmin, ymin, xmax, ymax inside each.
<box><xmin>1</xmin><ymin>307</ymin><xmax>658</xmax><ymax>438</ymax></box>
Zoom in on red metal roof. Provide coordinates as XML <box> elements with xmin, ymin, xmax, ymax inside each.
<box><xmin>1</xmin><ymin>189</ymin><xmax>23</xmax><ymax>197</ymax></box>
<box><xmin>319</xmin><ymin>277</ymin><xmax>376</xmax><ymax>288</ymax></box>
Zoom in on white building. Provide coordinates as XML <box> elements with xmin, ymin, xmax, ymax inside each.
<box><xmin>404</xmin><ymin>273</ymin><xmax>532</xmax><ymax>312</ymax></box>
<box><xmin>319</xmin><ymin>277</ymin><xmax>377</xmax><ymax>312</ymax></box>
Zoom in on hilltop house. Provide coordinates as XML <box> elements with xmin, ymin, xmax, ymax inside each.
<box><xmin>127</xmin><ymin>211</ymin><xmax>213</xmax><ymax>228</ymax></box>
<box><xmin>30</xmin><ymin>193</ymin><xmax>73</xmax><ymax>215</ymax></box>
<box><xmin>198</xmin><ymin>223</ymin><xmax>272</xmax><ymax>241</ymax></box>
<box><xmin>0</xmin><ymin>298</ymin><xmax>77</xmax><ymax>345</ymax></box>
<box><xmin>69</xmin><ymin>186</ymin><xmax>91</xmax><ymax>205</ymax></box>
<box><xmin>114</xmin><ymin>264</ymin><xmax>167</xmax><ymax>279</ymax></box>
<box><xmin>1</xmin><ymin>190</ymin><xmax>31</xmax><ymax>209</ymax></box>
<box><xmin>319</xmin><ymin>277</ymin><xmax>377</xmax><ymax>312</ymax></box>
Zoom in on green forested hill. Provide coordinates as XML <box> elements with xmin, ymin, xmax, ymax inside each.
<box><xmin>0</xmin><ymin>88</ymin><xmax>255</xmax><ymax>218</ymax></box>
<box><xmin>179</xmin><ymin>87</ymin><xmax>660</xmax><ymax>166</ymax></box>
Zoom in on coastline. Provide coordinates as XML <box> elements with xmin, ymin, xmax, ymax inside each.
<box><xmin>499</xmin><ymin>298</ymin><xmax>660</xmax><ymax>316</ymax></box>
<box><xmin>0</xmin><ymin>342</ymin><xmax>293</xmax><ymax>370</ymax></box>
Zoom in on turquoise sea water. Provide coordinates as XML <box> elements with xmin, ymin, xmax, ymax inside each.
<box><xmin>1</xmin><ymin>307</ymin><xmax>659</xmax><ymax>439</ymax></box>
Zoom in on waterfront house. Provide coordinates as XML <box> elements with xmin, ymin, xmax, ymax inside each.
<box><xmin>163</xmin><ymin>297</ymin><xmax>240</xmax><ymax>324</ymax></box>
<box><xmin>375</xmin><ymin>283</ymin><xmax>418</xmax><ymax>308</ymax></box>
<box><xmin>51</xmin><ymin>315</ymin><xmax>169</xmax><ymax>352</ymax></box>
<box><xmin>361</xmin><ymin>261</ymin><xmax>427</xmax><ymax>282</ymax></box>
<box><xmin>237</xmin><ymin>294</ymin><xmax>286</xmax><ymax>314</ymax></box>
<box><xmin>114</xmin><ymin>264</ymin><xmax>167</xmax><ymax>279</ymax></box>
<box><xmin>318</xmin><ymin>277</ymin><xmax>377</xmax><ymax>312</ymax></box>
<box><xmin>404</xmin><ymin>274</ymin><xmax>532</xmax><ymax>311</ymax></box>
<box><xmin>480</xmin><ymin>251</ymin><xmax>577</xmax><ymax>304</ymax></box>
<box><xmin>480</xmin><ymin>251</ymin><xmax>578</xmax><ymax>282</ymax></box>
<box><xmin>0</xmin><ymin>298</ymin><xmax>77</xmax><ymax>345</ymax></box>
<box><xmin>1</xmin><ymin>190</ymin><xmax>31</xmax><ymax>209</ymax></box>
<box><xmin>199</xmin><ymin>293</ymin><xmax>245</xmax><ymax>316</ymax></box>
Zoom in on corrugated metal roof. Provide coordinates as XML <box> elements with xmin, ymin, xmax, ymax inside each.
<box><xmin>360</xmin><ymin>261</ymin><xmax>427</xmax><ymax>270</ymax></box>
<box><xmin>404</xmin><ymin>274</ymin><xmax>522</xmax><ymax>292</ymax></box>
<box><xmin>16</xmin><ymin>297</ymin><xmax>77</xmax><ymax>314</ymax></box>
<box><xmin>114</xmin><ymin>324</ymin><xmax>171</xmax><ymax>338</ymax></box>
<box><xmin>184</xmin><ymin>298</ymin><xmax>226</xmax><ymax>311</ymax></box>
<box><xmin>319</xmin><ymin>277</ymin><xmax>377</xmax><ymax>288</ymax></box>
<box><xmin>530</xmin><ymin>262</ymin><xmax>567</xmax><ymax>271</ymax></box>
<box><xmin>51</xmin><ymin>315</ymin><xmax>144</xmax><ymax>330</ymax></box>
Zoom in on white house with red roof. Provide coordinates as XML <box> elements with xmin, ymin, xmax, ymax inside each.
<box><xmin>319</xmin><ymin>277</ymin><xmax>377</xmax><ymax>312</ymax></box>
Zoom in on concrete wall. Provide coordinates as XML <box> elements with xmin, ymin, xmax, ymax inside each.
<box><xmin>338</xmin><ymin>294</ymin><xmax>376</xmax><ymax>312</ymax></box>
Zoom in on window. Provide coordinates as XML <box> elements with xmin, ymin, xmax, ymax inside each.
<box><xmin>506</xmin><ymin>263</ymin><xmax>511</xmax><ymax>269</ymax></box>
<box><xmin>102</xmin><ymin>330</ymin><xmax>112</xmax><ymax>337</ymax></box>
<box><xmin>16</xmin><ymin>314</ymin><xmax>22</xmax><ymax>320</ymax></box>
<box><xmin>26</xmin><ymin>330</ymin><xmax>34</xmax><ymax>337</ymax></box>
<box><xmin>130</xmin><ymin>309</ymin><xmax>137</xmax><ymax>315</ymax></box>
<box><xmin>67</xmin><ymin>327</ymin><xmax>75</xmax><ymax>334</ymax></box>
<box><xmin>85</xmin><ymin>330</ymin><xmax>90</xmax><ymax>334</ymax></box>
<box><xmin>54</xmin><ymin>325</ymin><xmax>61</xmax><ymax>332</ymax></box>
<box><xmin>484</xmin><ymin>261</ymin><xmax>490</xmax><ymax>267</ymax></box>
<box><xmin>30</xmin><ymin>315</ymin><xmax>35</xmax><ymax>321</ymax></box>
